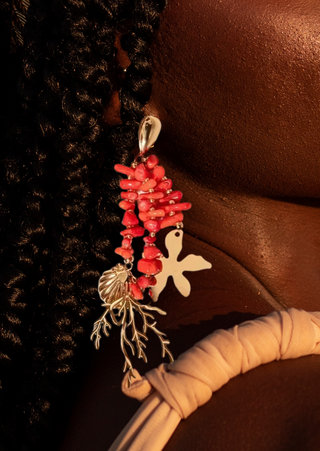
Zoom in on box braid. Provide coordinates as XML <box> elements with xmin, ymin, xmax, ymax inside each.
<box><xmin>0</xmin><ymin>0</ymin><xmax>55</xmax><ymax>445</ymax></box>
<box><xmin>0</xmin><ymin>0</ymin><xmax>167</xmax><ymax>450</ymax></box>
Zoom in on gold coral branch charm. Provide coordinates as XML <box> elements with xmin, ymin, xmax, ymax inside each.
<box><xmin>90</xmin><ymin>264</ymin><xmax>173</xmax><ymax>385</ymax></box>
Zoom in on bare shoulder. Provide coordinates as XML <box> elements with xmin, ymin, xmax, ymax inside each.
<box><xmin>160</xmin><ymin>237</ymin><xmax>320</xmax><ymax>451</ymax></box>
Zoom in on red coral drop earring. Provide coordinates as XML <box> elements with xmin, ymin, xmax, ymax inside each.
<box><xmin>91</xmin><ymin>116</ymin><xmax>195</xmax><ymax>385</ymax></box>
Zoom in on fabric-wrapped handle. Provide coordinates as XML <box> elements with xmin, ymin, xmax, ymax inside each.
<box><xmin>109</xmin><ymin>308</ymin><xmax>320</xmax><ymax>451</ymax></box>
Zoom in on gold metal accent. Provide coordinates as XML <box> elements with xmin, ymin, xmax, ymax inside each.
<box><xmin>91</xmin><ymin>264</ymin><xmax>173</xmax><ymax>385</ymax></box>
<box><xmin>138</xmin><ymin>116</ymin><xmax>162</xmax><ymax>154</ymax></box>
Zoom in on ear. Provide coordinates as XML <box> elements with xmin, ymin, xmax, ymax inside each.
<box><xmin>103</xmin><ymin>33</ymin><xmax>131</xmax><ymax>127</ymax></box>
<box><xmin>114</xmin><ymin>33</ymin><xmax>131</xmax><ymax>74</ymax></box>
<box><xmin>144</xmin><ymin>100</ymin><xmax>161</xmax><ymax>119</ymax></box>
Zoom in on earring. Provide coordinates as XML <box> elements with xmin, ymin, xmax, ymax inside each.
<box><xmin>91</xmin><ymin>116</ymin><xmax>211</xmax><ymax>385</ymax></box>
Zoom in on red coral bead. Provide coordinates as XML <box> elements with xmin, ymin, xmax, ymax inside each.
<box><xmin>122</xmin><ymin>211</ymin><xmax>139</xmax><ymax>226</ymax></box>
<box><xmin>114</xmin><ymin>164</ymin><xmax>135</xmax><ymax>177</ymax></box>
<box><xmin>146</xmin><ymin>154</ymin><xmax>159</xmax><ymax>169</ymax></box>
<box><xmin>143</xmin><ymin>236</ymin><xmax>157</xmax><ymax>244</ymax></box>
<box><xmin>115</xmin><ymin>247</ymin><xmax>134</xmax><ymax>259</ymax></box>
<box><xmin>155</xmin><ymin>179</ymin><xmax>173</xmax><ymax>191</ymax></box>
<box><xmin>159</xmin><ymin>191</ymin><xmax>183</xmax><ymax>204</ymax></box>
<box><xmin>160</xmin><ymin>213</ymin><xmax>184</xmax><ymax>229</ymax></box>
<box><xmin>120</xmin><ymin>226</ymin><xmax>145</xmax><ymax>237</ymax></box>
<box><xmin>137</xmin><ymin>276</ymin><xmax>150</xmax><ymax>289</ymax></box>
<box><xmin>144</xmin><ymin>219</ymin><xmax>160</xmax><ymax>233</ymax></box>
<box><xmin>138</xmin><ymin>258</ymin><xmax>162</xmax><ymax>275</ymax></box>
<box><xmin>121</xmin><ymin>238</ymin><xmax>132</xmax><ymax>249</ymax></box>
<box><xmin>144</xmin><ymin>246</ymin><xmax>162</xmax><ymax>259</ymax></box>
<box><xmin>119</xmin><ymin>200</ymin><xmax>135</xmax><ymax>211</ymax></box>
<box><xmin>120</xmin><ymin>179</ymin><xmax>141</xmax><ymax>190</ymax></box>
<box><xmin>129</xmin><ymin>282</ymin><xmax>144</xmax><ymax>300</ymax></box>
<box><xmin>121</xmin><ymin>191</ymin><xmax>138</xmax><ymax>200</ymax></box>
<box><xmin>138</xmin><ymin>199</ymin><xmax>153</xmax><ymax>212</ymax></box>
<box><xmin>138</xmin><ymin>192</ymin><xmax>164</xmax><ymax>200</ymax></box>
<box><xmin>137</xmin><ymin>275</ymin><xmax>156</xmax><ymax>289</ymax></box>
<box><xmin>140</xmin><ymin>179</ymin><xmax>157</xmax><ymax>191</ymax></box>
<box><xmin>164</xmin><ymin>202</ymin><xmax>192</xmax><ymax>213</ymax></box>
<box><xmin>148</xmin><ymin>276</ymin><xmax>157</xmax><ymax>286</ymax></box>
<box><xmin>134</xmin><ymin>163</ymin><xmax>151</xmax><ymax>181</ymax></box>
<box><xmin>139</xmin><ymin>212</ymin><xmax>148</xmax><ymax>222</ymax></box>
<box><xmin>139</xmin><ymin>209</ymin><xmax>165</xmax><ymax>221</ymax></box>
<box><xmin>152</xmin><ymin>166</ymin><xmax>165</xmax><ymax>181</ymax></box>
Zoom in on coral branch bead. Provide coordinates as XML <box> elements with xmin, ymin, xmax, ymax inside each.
<box><xmin>121</xmin><ymin>238</ymin><xmax>132</xmax><ymax>249</ymax></box>
<box><xmin>143</xmin><ymin>235</ymin><xmax>157</xmax><ymax>244</ymax></box>
<box><xmin>120</xmin><ymin>226</ymin><xmax>145</xmax><ymax>237</ymax></box>
<box><xmin>164</xmin><ymin>202</ymin><xmax>192</xmax><ymax>213</ymax></box>
<box><xmin>137</xmin><ymin>276</ymin><xmax>151</xmax><ymax>289</ymax></box>
<box><xmin>152</xmin><ymin>166</ymin><xmax>165</xmax><ymax>181</ymax></box>
<box><xmin>119</xmin><ymin>200</ymin><xmax>135</xmax><ymax>210</ymax></box>
<box><xmin>138</xmin><ymin>192</ymin><xmax>164</xmax><ymax>200</ymax></box>
<box><xmin>159</xmin><ymin>190</ymin><xmax>183</xmax><ymax>204</ymax></box>
<box><xmin>137</xmin><ymin>275</ymin><xmax>157</xmax><ymax>289</ymax></box>
<box><xmin>122</xmin><ymin>211</ymin><xmax>139</xmax><ymax>227</ymax></box>
<box><xmin>140</xmin><ymin>179</ymin><xmax>157</xmax><ymax>191</ymax></box>
<box><xmin>138</xmin><ymin>258</ymin><xmax>162</xmax><ymax>275</ymax></box>
<box><xmin>138</xmin><ymin>212</ymin><xmax>148</xmax><ymax>222</ymax></box>
<box><xmin>135</xmin><ymin>164</ymin><xmax>151</xmax><ymax>181</ymax></box>
<box><xmin>146</xmin><ymin>154</ymin><xmax>159</xmax><ymax>169</ymax></box>
<box><xmin>121</xmin><ymin>191</ymin><xmax>138</xmax><ymax>200</ymax></box>
<box><xmin>144</xmin><ymin>219</ymin><xmax>161</xmax><ymax>233</ymax></box>
<box><xmin>114</xmin><ymin>164</ymin><xmax>135</xmax><ymax>177</ymax></box>
<box><xmin>120</xmin><ymin>179</ymin><xmax>141</xmax><ymax>190</ymax></box>
<box><xmin>115</xmin><ymin>247</ymin><xmax>134</xmax><ymax>259</ymax></box>
<box><xmin>138</xmin><ymin>199</ymin><xmax>153</xmax><ymax>212</ymax></box>
<box><xmin>148</xmin><ymin>276</ymin><xmax>157</xmax><ymax>286</ymax></box>
<box><xmin>139</xmin><ymin>209</ymin><xmax>165</xmax><ymax>222</ymax></box>
<box><xmin>160</xmin><ymin>213</ymin><xmax>184</xmax><ymax>229</ymax></box>
<box><xmin>143</xmin><ymin>246</ymin><xmax>162</xmax><ymax>259</ymax></box>
<box><xmin>155</xmin><ymin>179</ymin><xmax>173</xmax><ymax>191</ymax></box>
<box><xmin>129</xmin><ymin>282</ymin><xmax>144</xmax><ymax>300</ymax></box>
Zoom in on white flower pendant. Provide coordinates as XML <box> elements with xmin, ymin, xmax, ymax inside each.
<box><xmin>152</xmin><ymin>229</ymin><xmax>212</xmax><ymax>301</ymax></box>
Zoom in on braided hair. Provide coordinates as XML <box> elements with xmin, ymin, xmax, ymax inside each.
<box><xmin>0</xmin><ymin>0</ymin><xmax>167</xmax><ymax>449</ymax></box>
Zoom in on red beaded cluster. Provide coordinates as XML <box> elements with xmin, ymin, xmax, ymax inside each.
<box><xmin>114</xmin><ymin>154</ymin><xmax>191</xmax><ymax>300</ymax></box>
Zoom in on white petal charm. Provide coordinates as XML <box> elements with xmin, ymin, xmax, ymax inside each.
<box><xmin>138</xmin><ymin>116</ymin><xmax>162</xmax><ymax>154</ymax></box>
<box><xmin>152</xmin><ymin>230</ymin><xmax>212</xmax><ymax>302</ymax></box>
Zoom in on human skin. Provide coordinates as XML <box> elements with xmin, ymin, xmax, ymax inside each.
<box><xmin>147</xmin><ymin>0</ymin><xmax>320</xmax><ymax>311</ymax></box>
<box><xmin>60</xmin><ymin>1</ymin><xmax>320</xmax><ymax>450</ymax></box>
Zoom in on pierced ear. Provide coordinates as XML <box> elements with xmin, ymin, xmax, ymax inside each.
<box><xmin>103</xmin><ymin>90</ymin><xmax>122</xmax><ymax>127</ymax></box>
<box><xmin>143</xmin><ymin>101</ymin><xmax>161</xmax><ymax>120</ymax></box>
<box><xmin>103</xmin><ymin>33</ymin><xmax>131</xmax><ymax>127</ymax></box>
<box><xmin>114</xmin><ymin>33</ymin><xmax>131</xmax><ymax>75</ymax></box>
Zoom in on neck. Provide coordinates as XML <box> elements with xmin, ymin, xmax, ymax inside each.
<box><xmin>162</xmin><ymin>160</ymin><xmax>320</xmax><ymax>311</ymax></box>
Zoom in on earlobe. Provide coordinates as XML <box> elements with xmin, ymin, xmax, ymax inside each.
<box><xmin>103</xmin><ymin>30</ymin><xmax>161</xmax><ymax>127</ymax></box>
<box><xmin>103</xmin><ymin>33</ymin><xmax>131</xmax><ymax>127</ymax></box>
<box><xmin>143</xmin><ymin>100</ymin><xmax>161</xmax><ymax>120</ymax></box>
<box><xmin>103</xmin><ymin>90</ymin><xmax>122</xmax><ymax>126</ymax></box>
<box><xmin>114</xmin><ymin>33</ymin><xmax>131</xmax><ymax>75</ymax></box>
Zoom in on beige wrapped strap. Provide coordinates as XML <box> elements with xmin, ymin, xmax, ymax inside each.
<box><xmin>109</xmin><ymin>309</ymin><xmax>320</xmax><ymax>451</ymax></box>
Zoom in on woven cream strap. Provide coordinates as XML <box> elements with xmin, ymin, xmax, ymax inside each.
<box><xmin>109</xmin><ymin>308</ymin><xmax>320</xmax><ymax>451</ymax></box>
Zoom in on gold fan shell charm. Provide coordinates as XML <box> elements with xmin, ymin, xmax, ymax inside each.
<box><xmin>98</xmin><ymin>264</ymin><xmax>129</xmax><ymax>307</ymax></box>
<box><xmin>91</xmin><ymin>263</ymin><xmax>173</xmax><ymax>385</ymax></box>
